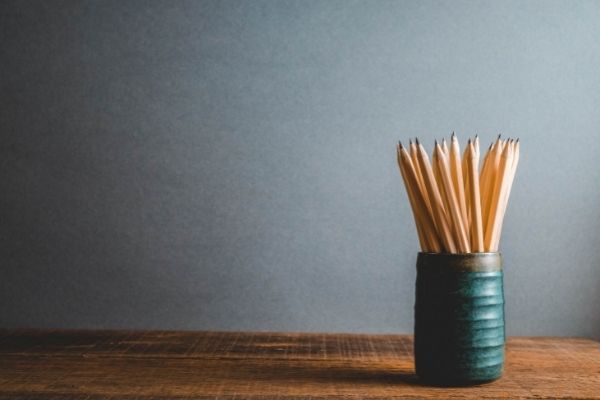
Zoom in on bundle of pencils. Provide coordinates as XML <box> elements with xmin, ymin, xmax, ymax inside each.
<box><xmin>396</xmin><ymin>134</ymin><xmax>519</xmax><ymax>253</ymax></box>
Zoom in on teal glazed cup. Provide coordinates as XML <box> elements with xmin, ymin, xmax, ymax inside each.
<box><xmin>414</xmin><ymin>252</ymin><xmax>505</xmax><ymax>386</ymax></box>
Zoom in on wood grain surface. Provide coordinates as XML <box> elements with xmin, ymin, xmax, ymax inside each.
<box><xmin>0</xmin><ymin>330</ymin><xmax>599</xmax><ymax>399</ymax></box>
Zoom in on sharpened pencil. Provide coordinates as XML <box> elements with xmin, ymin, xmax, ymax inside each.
<box><xmin>396</xmin><ymin>133</ymin><xmax>519</xmax><ymax>254</ymax></box>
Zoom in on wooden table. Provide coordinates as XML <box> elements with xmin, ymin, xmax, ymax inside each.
<box><xmin>1</xmin><ymin>330</ymin><xmax>599</xmax><ymax>399</ymax></box>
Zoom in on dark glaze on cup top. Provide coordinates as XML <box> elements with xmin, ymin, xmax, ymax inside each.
<box><xmin>414</xmin><ymin>252</ymin><xmax>504</xmax><ymax>386</ymax></box>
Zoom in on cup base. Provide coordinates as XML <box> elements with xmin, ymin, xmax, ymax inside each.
<box><xmin>416</xmin><ymin>364</ymin><xmax>503</xmax><ymax>387</ymax></box>
<box><xmin>417</xmin><ymin>376</ymin><xmax>502</xmax><ymax>387</ymax></box>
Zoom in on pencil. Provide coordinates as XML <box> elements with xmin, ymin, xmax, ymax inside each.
<box><xmin>492</xmin><ymin>139</ymin><xmax>520</xmax><ymax>251</ymax></box>
<box><xmin>397</xmin><ymin>143</ymin><xmax>428</xmax><ymax>250</ymax></box>
<box><xmin>396</xmin><ymin>133</ymin><xmax>519</xmax><ymax>254</ymax></box>
<box><xmin>481</xmin><ymin>137</ymin><xmax>502</xmax><ymax>238</ymax></box>
<box><xmin>410</xmin><ymin>139</ymin><xmax>432</xmax><ymax>217</ymax></box>
<box><xmin>397</xmin><ymin>143</ymin><xmax>442</xmax><ymax>252</ymax></box>
<box><xmin>416</xmin><ymin>139</ymin><xmax>456</xmax><ymax>253</ymax></box>
<box><xmin>432</xmin><ymin>141</ymin><xmax>453</xmax><ymax>237</ymax></box>
<box><xmin>485</xmin><ymin>140</ymin><xmax>513</xmax><ymax>251</ymax></box>
<box><xmin>450</xmin><ymin>133</ymin><xmax>469</xmax><ymax>234</ymax></box>
<box><xmin>435</xmin><ymin>142</ymin><xmax>470</xmax><ymax>253</ymax></box>
<box><xmin>466</xmin><ymin>140</ymin><xmax>484</xmax><ymax>251</ymax></box>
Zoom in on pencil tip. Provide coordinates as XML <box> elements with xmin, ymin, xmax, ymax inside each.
<box><xmin>398</xmin><ymin>141</ymin><xmax>403</xmax><ymax>149</ymax></box>
<box><xmin>451</xmin><ymin>131</ymin><xmax>455</xmax><ymax>138</ymax></box>
<box><xmin>467</xmin><ymin>138</ymin><xmax>471</xmax><ymax>144</ymax></box>
<box><xmin>434</xmin><ymin>139</ymin><xmax>438</xmax><ymax>146</ymax></box>
<box><xmin>409</xmin><ymin>138</ymin><xmax>413</xmax><ymax>145</ymax></box>
<box><xmin>475</xmin><ymin>133</ymin><xmax>478</xmax><ymax>139</ymax></box>
<box><xmin>516</xmin><ymin>138</ymin><xmax>519</xmax><ymax>143</ymax></box>
<box><xmin>497</xmin><ymin>133</ymin><xmax>502</xmax><ymax>141</ymax></box>
<box><xmin>415</xmin><ymin>137</ymin><xmax>420</xmax><ymax>145</ymax></box>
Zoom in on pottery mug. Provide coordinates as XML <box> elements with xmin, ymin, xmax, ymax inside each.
<box><xmin>414</xmin><ymin>252</ymin><xmax>505</xmax><ymax>386</ymax></box>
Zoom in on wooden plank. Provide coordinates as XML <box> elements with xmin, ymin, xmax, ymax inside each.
<box><xmin>0</xmin><ymin>330</ymin><xmax>599</xmax><ymax>399</ymax></box>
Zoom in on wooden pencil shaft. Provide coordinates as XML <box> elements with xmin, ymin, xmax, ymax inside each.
<box><xmin>398</xmin><ymin>146</ymin><xmax>442</xmax><ymax>252</ymax></box>
<box><xmin>432</xmin><ymin>147</ymin><xmax>452</xmax><ymax>232</ymax></box>
<box><xmin>397</xmin><ymin>146</ymin><xmax>427</xmax><ymax>250</ymax></box>
<box><xmin>399</xmin><ymin>156</ymin><xmax>428</xmax><ymax>250</ymax></box>
<box><xmin>467</xmin><ymin>141</ymin><xmax>484</xmax><ymax>252</ymax></box>
<box><xmin>435</xmin><ymin>144</ymin><xmax>470</xmax><ymax>253</ymax></box>
<box><xmin>410</xmin><ymin>141</ymin><xmax>434</xmax><ymax>218</ymax></box>
<box><xmin>450</xmin><ymin>135</ymin><xmax>469</xmax><ymax>237</ymax></box>
<box><xmin>481</xmin><ymin>140</ymin><xmax>502</xmax><ymax>241</ymax></box>
<box><xmin>485</xmin><ymin>141</ymin><xmax>513</xmax><ymax>251</ymax></box>
<box><xmin>409</xmin><ymin>144</ymin><xmax>443</xmax><ymax>251</ymax></box>
<box><xmin>416</xmin><ymin>143</ymin><xmax>456</xmax><ymax>253</ymax></box>
<box><xmin>409</xmin><ymin>145</ymin><xmax>445</xmax><ymax>253</ymax></box>
<box><xmin>478</xmin><ymin>145</ymin><xmax>492</xmax><ymax>220</ymax></box>
<box><xmin>492</xmin><ymin>141</ymin><xmax>519</xmax><ymax>250</ymax></box>
<box><xmin>462</xmin><ymin>142</ymin><xmax>472</xmax><ymax>229</ymax></box>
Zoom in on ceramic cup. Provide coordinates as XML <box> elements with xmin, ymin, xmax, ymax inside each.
<box><xmin>414</xmin><ymin>252</ymin><xmax>505</xmax><ymax>386</ymax></box>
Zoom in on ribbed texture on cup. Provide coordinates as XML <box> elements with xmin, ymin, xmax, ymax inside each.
<box><xmin>414</xmin><ymin>252</ymin><xmax>505</xmax><ymax>386</ymax></box>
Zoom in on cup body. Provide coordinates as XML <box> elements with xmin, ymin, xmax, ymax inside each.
<box><xmin>414</xmin><ymin>252</ymin><xmax>504</xmax><ymax>386</ymax></box>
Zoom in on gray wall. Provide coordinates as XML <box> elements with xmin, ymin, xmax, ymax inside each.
<box><xmin>1</xmin><ymin>0</ymin><xmax>599</xmax><ymax>340</ymax></box>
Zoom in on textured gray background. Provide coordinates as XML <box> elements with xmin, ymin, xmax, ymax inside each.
<box><xmin>1</xmin><ymin>0</ymin><xmax>599</xmax><ymax>339</ymax></box>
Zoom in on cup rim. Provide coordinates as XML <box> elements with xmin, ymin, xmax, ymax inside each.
<box><xmin>417</xmin><ymin>252</ymin><xmax>502</xmax><ymax>272</ymax></box>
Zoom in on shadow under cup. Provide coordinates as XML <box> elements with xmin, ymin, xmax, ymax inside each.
<box><xmin>414</xmin><ymin>252</ymin><xmax>505</xmax><ymax>386</ymax></box>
